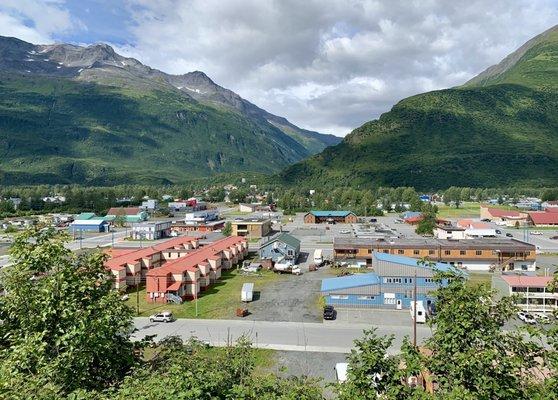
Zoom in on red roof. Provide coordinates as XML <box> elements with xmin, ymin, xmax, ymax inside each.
<box><xmin>501</xmin><ymin>275</ymin><xmax>553</xmax><ymax>288</ymax></box>
<box><xmin>107</xmin><ymin>207</ymin><xmax>142</xmax><ymax>216</ymax></box>
<box><xmin>105</xmin><ymin>236</ymin><xmax>197</xmax><ymax>270</ymax></box>
<box><xmin>528</xmin><ymin>211</ymin><xmax>558</xmax><ymax>225</ymax></box>
<box><xmin>166</xmin><ymin>281</ymin><xmax>182</xmax><ymax>291</ymax></box>
<box><xmin>546</xmin><ymin>207</ymin><xmax>558</xmax><ymax>213</ymax></box>
<box><xmin>485</xmin><ymin>207</ymin><xmax>524</xmax><ymax>218</ymax></box>
<box><xmin>457</xmin><ymin>219</ymin><xmax>491</xmax><ymax>229</ymax></box>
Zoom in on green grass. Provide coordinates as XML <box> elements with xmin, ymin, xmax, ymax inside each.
<box><xmin>437</xmin><ymin>202</ymin><xmax>481</xmax><ymax>218</ymax></box>
<box><xmin>467</xmin><ymin>273</ymin><xmax>492</xmax><ymax>287</ymax></box>
<box><xmin>125</xmin><ymin>268</ymin><xmax>286</xmax><ymax>319</ymax></box>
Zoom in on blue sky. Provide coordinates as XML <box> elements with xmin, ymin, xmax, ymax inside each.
<box><xmin>1</xmin><ymin>0</ymin><xmax>557</xmax><ymax>136</ymax></box>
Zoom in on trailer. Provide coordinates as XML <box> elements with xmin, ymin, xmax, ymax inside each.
<box><xmin>241</xmin><ymin>282</ymin><xmax>254</xmax><ymax>302</ymax></box>
<box><xmin>313</xmin><ymin>249</ymin><xmax>323</xmax><ymax>265</ymax></box>
<box><xmin>410</xmin><ymin>300</ymin><xmax>427</xmax><ymax>323</ymax></box>
<box><xmin>273</xmin><ymin>260</ymin><xmax>302</xmax><ymax>275</ymax></box>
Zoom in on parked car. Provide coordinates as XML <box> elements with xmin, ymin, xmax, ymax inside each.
<box><xmin>481</xmin><ymin>218</ymin><xmax>491</xmax><ymax>222</ymax></box>
<box><xmin>495</xmin><ymin>229</ymin><xmax>502</xmax><ymax>234</ymax></box>
<box><xmin>531</xmin><ymin>231</ymin><xmax>543</xmax><ymax>235</ymax></box>
<box><xmin>369</xmin><ymin>218</ymin><xmax>377</xmax><ymax>223</ymax></box>
<box><xmin>517</xmin><ymin>311</ymin><xmax>536</xmax><ymax>324</ymax></box>
<box><xmin>323</xmin><ymin>305</ymin><xmax>336</xmax><ymax>320</ymax></box>
<box><xmin>339</xmin><ymin>229</ymin><xmax>351</xmax><ymax>234</ymax></box>
<box><xmin>550</xmin><ymin>236</ymin><xmax>558</xmax><ymax>240</ymax></box>
<box><xmin>534</xmin><ymin>312</ymin><xmax>551</xmax><ymax>324</ymax></box>
<box><xmin>506</xmin><ymin>233</ymin><xmax>513</xmax><ymax>237</ymax></box>
<box><xmin>149</xmin><ymin>311</ymin><xmax>175</xmax><ymax>323</ymax></box>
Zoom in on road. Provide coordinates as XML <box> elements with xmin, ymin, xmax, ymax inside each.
<box><xmin>132</xmin><ymin>317</ymin><xmax>432</xmax><ymax>354</ymax></box>
<box><xmin>0</xmin><ymin>230</ymin><xmax>129</xmax><ymax>267</ymax></box>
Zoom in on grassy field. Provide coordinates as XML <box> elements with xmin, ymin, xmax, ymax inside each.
<box><xmin>125</xmin><ymin>268</ymin><xmax>286</xmax><ymax>319</ymax></box>
<box><xmin>466</xmin><ymin>273</ymin><xmax>492</xmax><ymax>287</ymax></box>
<box><xmin>436</xmin><ymin>202</ymin><xmax>481</xmax><ymax>218</ymax></box>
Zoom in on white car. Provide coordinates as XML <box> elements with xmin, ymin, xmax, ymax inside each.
<box><xmin>530</xmin><ymin>231</ymin><xmax>543</xmax><ymax>235</ymax></box>
<box><xmin>339</xmin><ymin>229</ymin><xmax>351</xmax><ymax>234</ymax></box>
<box><xmin>517</xmin><ymin>311</ymin><xmax>536</xmax><ymax>324</ymax></box>
<box><xmin>149</xmin><ymin>311</ymin><xmax>175</xmax><ymax>323</ymax></box>
<box><xmin>534</xmin><ymin>313</ymin><xmax>551</xmax><ymax>324</ymax></box>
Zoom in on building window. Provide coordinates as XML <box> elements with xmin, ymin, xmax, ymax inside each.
<box><xmin>357</xmin><ymin>296</ymin><xmax>375</xmax><ymax>300</ymax></box>
<box><xmin>384</xmin><ymin>297</ymin><xmax>396</xmax><ymax>305</ymax></box>
<box><xmin>413</xmin><ymin>250</ymin><xmax>420</xmax><ymax>255</ymax></box>
<box><xmin>476</xmin><ymin>250</ymin><xmax>482</xmax><ymax>256</ymax></box>
<box><xmin>444</xmin><ymin>250</ymin><xmax>451</xmax><ymax>255</ymax></box>
<box><xmin>383</xmin><ymin>249</ymin><xmax>389</xmax><ymax>253</ymax></box>
<box><xmin>397</xmin><ymin>249</ymin><xmax>404</xmax><ymax>255</ymax></box>
<box><xmin>460</xmin><ymin>250</ymin><xmax>466</xmax><ymax>255</ymax></box>
<box><xmin>368</xmin><ymin>249</ymin><xmax>372</xmax><ymax>254</ymax></box>
<box><xmin>429</xmin><ymin>250</ymin><xmax>435</xmax><ymax>255</ymax></box>
<box><xmin>331</xmin><ymin>295</ymin><xmax>348</xmax><ymax>300</ymax></box>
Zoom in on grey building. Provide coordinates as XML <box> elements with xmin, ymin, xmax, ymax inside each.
<box><xmin>259</xmin><ymin>233</ymin><xmax>301</xmax><ymax>262</ymax></box>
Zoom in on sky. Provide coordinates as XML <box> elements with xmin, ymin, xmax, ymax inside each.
<box><xmin>1</xmin><ymin>1</ymin><xmax>557</xmax><ymax>137</ymax></box>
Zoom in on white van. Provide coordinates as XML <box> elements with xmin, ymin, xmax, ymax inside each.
<box><xmin>313</xmin><ymin>249</ymin><xmax>324</xmax><ymax>265</ymax></box>
<box><xmin>335</xmin><ymin>363</ymin><xmax>348</xmax><ymax>383</ymax></box>
<box><xmin>410</xmin><ymin>301</ymin><xmax>427</xmax><ymax>323</ymax></box>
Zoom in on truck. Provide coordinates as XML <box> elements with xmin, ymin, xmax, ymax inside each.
<box><xmin>410</xmin><ymin>300</ymin><xmax>427</xmax><ymax>323</ymax></box>
<box><xmin>273</xmin><ymin>259</ymin><xmax>302</xmax><ymax>275</ymax></box>
<box><xmin>313</xmin><ymin>249</ymin><xmax>324</xmax><ymax>266</ymax></box>
<box><xmin>241</xmin><ymin>282</ymin><xmax>254</xmax><ymax>302</ymax></box>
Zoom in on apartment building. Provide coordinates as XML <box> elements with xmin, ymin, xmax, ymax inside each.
<box><xmin>493</xmin><ymin>275</ymin><xmax>557</xmax><ymax>313</ymax></box>
<box><xmin>333</xmin><ymin>237</ymin><xmax>536</xmax><ymax>272</ymax></box>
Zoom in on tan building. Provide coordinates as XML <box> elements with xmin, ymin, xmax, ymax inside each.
<box><xmin>480</xmin><ymin>206</ymin><xmax>528</xmax><ymax>225</ymax></box>
<box><xmin>231</xmin><ymin>217</ymin><xmax>272</xmax><ymax>238</ymax></box>
<box><xmin>333</xmin><ymin>237</ymin><xmax>536</xmax><ymax>272</ymax></box>
<box><xmin>304</xmin><ymin>210</ymin><xmax>358</xmax><ymax>224</ymax></box>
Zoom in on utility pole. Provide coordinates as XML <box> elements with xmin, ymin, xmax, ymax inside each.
<box><xmin>195</xmin><ymin>280</ymin><xmax>198</xmax><ymax>317</ymax></box>
<box><xmin>413</xmin><ymin>268</ymin><xmax>417</xmax><ymax>348</ymax></box>
<box><xmin>136</xmin><ymin>275</ymin><xmax>140</xmax><ymax>316</ymax></box>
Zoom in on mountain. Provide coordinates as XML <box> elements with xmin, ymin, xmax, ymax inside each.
<box><xmin>280</xmin><ymin>25</ymin><xmax>558</xmax><ymax>190</ymax></box>
<box><xmin>0</xmin><ymin>36</ymin><xmax>339</xmax><ymax>185</ymax></box>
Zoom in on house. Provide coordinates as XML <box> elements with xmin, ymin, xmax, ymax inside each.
<box><xmin>527</xmin><ymin>211</ymin><xmax>558</xmax><ymax>226</ymax></box>
<box><xmin>333</xmin><ymin>236</ymin><xmax>536</xmax><ymax>272</ymax></box>
<box><xmin>131</xmin><ymin>221</ymin><xmax>172</xmax><ymax>240</ymax></box>
<box><xmin>303</xmin><ymin>211</ymin><xmax>358</xmax><ymax>224</ymax></box>
<box><xmin>168</xmin><ymin>198</ymin><xmax>207</xmax><ymax>212</ymax></box>
<box><xmin>145</xmin><ymin>236</ymin><xmax>248</xmax><ymax>303</ymax></box>
<box><xmin>434</xmin><ymin>225</ymin><xmax>466</xmax><ymax>240</ymax></box>
<box><xmin>492</xmin><ymin>275</ymin><xmax>557</xmax><ymax>313</ymax></box>
<box><xmin>140</xmin><ymin>199</ymin><xmax>158</xmax><ymax>210</ymax></box>
<box><xmin>231</xmin><ymin>217</ymin><xmax>272</xmax><ymax>238</ymax></box>
<box><xmin>239</xmin><ymin>203</ymin><xmax>276</xmax><ymax>213</ymax></box>
<box><xmin>68</xmin><ymin>219</ymin><xmax>110</xmax><ymax>233</ymax></box>
<box><xmin>479</xmin><ymin>206</ymin><xmax>528</xmax><ymax>225</ymax></box>
<box><xmin>106</xmin><ymin>207</ymin><xmax>148</xmax><ymax>223</ymax></box>
<box><xmin>542</xmin><ymin>200</ymin><xmax>558</xmax><ymax>210</ymax></box>
<box><xmin>185</xmin><ymin>210</ymin><xmax>219</xmax><ymax>223</ymax></box>
<box><xmin>259</xmin><ymin>233</ymin><xmax>301</xmax><ymax>262</ymax></box>
<box><xmin>321</xmin><ymin>252</ymin><xmax>460</xmax><ymax>309</ymax></box>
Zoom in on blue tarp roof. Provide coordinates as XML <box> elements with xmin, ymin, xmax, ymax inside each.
<box><xmin>310</xmin><ymin>210</ymin><xmax>354</xmax><ymax>217</ymax></box>
<box><xmin>321</xmin><ymin>273</ymin><xmax>380</xmax><ymax>292</ymax></box>
<box><xmin>373</xmin><ymin>252</ymin><xmax>466</xmax><ymax>275</ymax></box>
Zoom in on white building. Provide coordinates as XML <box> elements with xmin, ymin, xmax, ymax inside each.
<box><xmin>141</xmin><ymin>199</ymin><xmax>158</xmax><ymax>210</ymax></box>
<box><xmin>493</xmin><ymin>275</ymin><xmax>557</xmax><ymax>313</ymax></box>
<box><xmin>131</xmin><ymin>221</ymin><xmax>171</xmax><ymax>240</ymax></box>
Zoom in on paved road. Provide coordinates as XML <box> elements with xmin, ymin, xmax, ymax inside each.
<box><xmin>132</xmin><ymin>318</ymin><xmax>432</xmax><ymax>354</ymax></box>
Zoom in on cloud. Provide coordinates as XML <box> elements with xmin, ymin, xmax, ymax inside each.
<box><xmin>0</xmin><ymin>0</ymin><xmax>77</xmax><ymax>43</ymax></box>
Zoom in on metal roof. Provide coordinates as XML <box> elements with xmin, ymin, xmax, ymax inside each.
<box><xmin>334</xmin><ymin>237</ymin><xmax>535</xmax><ymax>251</ymax></box>
<box><xmin>320</xmin><ymin>273</ymin><xmax>380</xmax><ymax>292</ymax></box>
<box><xmin>259</xmin><ymin>232</ymin><xmax>300</xmax><ymax>250</ymax></box>
<box><xmin>309</xmin><ymin>210</ymin><xmax>354</xmax><ymax>217</ymax></box>
<box><xmin>373</xmin><ymin>252</ymin><xmax>459</xmax><ymax>273</ymax></box>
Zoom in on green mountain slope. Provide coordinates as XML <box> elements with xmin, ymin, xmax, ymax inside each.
<box><xmin>0</xmin><ymin>36</ymin><xmax>339</xmax><ymax>185</ymax></box>
<box><xmin>280</xmin><ymin>25</ymin><xmax>558</xmax><ymax>190</ymax></box>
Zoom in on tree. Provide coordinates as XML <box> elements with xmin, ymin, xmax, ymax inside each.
<box><xmin>415</xmin><ymin>217</ymin><xmax>435</xmax><ymax>236</ymax></box>
<box><xmin>0</xmin><ymin>229</ymin><xmax>139</xmax><ymax>396</ymax></box>
<box><xmin>222</xmin><ymin>221</ymin><xmax>232</xmax><ymax>237</ymax></box>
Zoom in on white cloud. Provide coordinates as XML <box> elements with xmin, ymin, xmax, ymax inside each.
<box><xmin>0</xmin><ymin>0</ymin><xmax>76</xmax><ymax>43</ymax></box>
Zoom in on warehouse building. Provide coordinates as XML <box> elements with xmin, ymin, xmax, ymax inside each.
<box><xmin>333</xmin><ymin>237</ymin><xmax>536</xmax><ymax>272</ymax></box>
<box><xmin>68</xmin><ymin>219</ymin><xmax>110</xmax><ymax>233</ymax></box>
<box><xmin>321</xmin><ymin>252</ymin><xmax>458</xmax><ymax>309</ymax></box>
<box><xmin>303</xmin><ymin>210</ymin><xmax>357</xmax><ymax>224</ymax></box>
<box><xmin>131</xmin><ymin>221</ymin><xmax>172</xmax><ymax>240</ymax></box>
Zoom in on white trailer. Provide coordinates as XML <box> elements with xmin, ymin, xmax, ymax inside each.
<box><xmin>313</xmin><ymin>249</ymin><xmax>323</xmax><ymax>265</ymax></box>
<box><xmin>241</xmin><ymin>282</ymin><xmax>254</xmax><ymax>302</ymax></box>
<box><xmin>410</xmin><ymin>300</ymin><xmax>427</xmax><ymax>323</ymax></box>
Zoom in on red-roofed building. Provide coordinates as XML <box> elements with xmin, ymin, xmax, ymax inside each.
<box><xmin>528</xmin><ymin>211</ymin><xmax>558</xmax><ymax>226</ymax></box>
<box><xmin>480</xmin><ymin>206</ymin><xmax>528</xmax><ymax>225</ymax></box>
<box><xmin>493</xmin><ymin>274</ymin><xmax>557</xmax><ymax>313</ymax></box>
<box><xmin>144</xmin><ymin>236</ymin><xmax>248</xmax><ymax>303</ymax></box>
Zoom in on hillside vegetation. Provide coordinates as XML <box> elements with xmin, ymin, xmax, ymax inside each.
<box><xmin>280</xmin><ymin>25</ymin><xmax>558</xmax><ymax>190</ymax></box>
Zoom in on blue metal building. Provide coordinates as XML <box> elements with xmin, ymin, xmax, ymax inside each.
<box><xmin>68</xmin><ymin>219</ymin><xmax>110</xmax><ymax>233</ymax></box>
<box><xmin>259</xmin><ymin>233</ymin><xmax>301</xmax><ymax>262</ymax></box>
<box><xmin>321</xmin><ymin>252</ymin><xmax>465</xmax><ymax>309</ymax></box>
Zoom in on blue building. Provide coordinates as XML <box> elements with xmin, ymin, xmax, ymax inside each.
<box><xmin>259</xmin><ymin>233</ymin><xmax>301</xmax><ymax>262</ymax></box>
<box><xmin>68</xmin><ymin>219</ymin><xmax>110</xmax><ymax>233</ymax></box>
<box><xmin>320</xmin><ymin>252</ymin><xmax>465</xmax><ymax>309</ymax></box>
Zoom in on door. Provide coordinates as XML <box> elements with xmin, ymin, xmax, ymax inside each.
<box><xmin>396</xmin><ymin>299</ymin><xmax>402</xmax><ymax>310</ymax></box>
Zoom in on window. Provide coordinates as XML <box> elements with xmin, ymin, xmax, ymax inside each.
<box><xmin>368</xmin><ymin>249</ymin><xmax>372</xmax><ymax>254</ymax></box>
<box><xmin>429</xmin><ymin>250</ymin><xmax>435</xmax><ymax>255</ymax></box>
<box><xmin>383</xmin><ymin>249</ymin><xmax>389</xmax><ymax>253</ymax></box>
<box><xmin>397</xmin><ymin>249</ymin><xmax>404</xmax><ymax>255</ymax></box>
<box><xmin>476</xmin><ymin>250</ymin><xmax>482</xmax><ymax>256</ymax></box>
<box><xmin>331</xmin><ymin>295</ymin><xmax>348</xmax><ymax>300</ymax></box>
<box><xmin>424</xmin><ymin>278</ymin><xmax>434</xmax><ymax>283</ymax></box>
<box><xmin>287</xmin><ymin>250</ymin><xmax>294</xmax><ymax>256</ymax></box>
<box><xmin>444</xmin><ymin>250</ymin><xmax>451</xmax><ymax>255</ymax></box>
<box><xmin>384</xmin><ymin>297</ymin><xmax>396</xmax><ymax>305</ymax></box>
<box><xmin>357</xmin><ymin>296</ymin><xmax>375</xmax><ymax>300</ymax></box>
<box><xmin>460</xmin><ymin>250</ymin><xmax>466</xmax><ymax>255</ymax></box>
<box><xmin>413</xmin><ymin>250</ymin><xmax>420</xmax><ymax>255</ymax></box>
